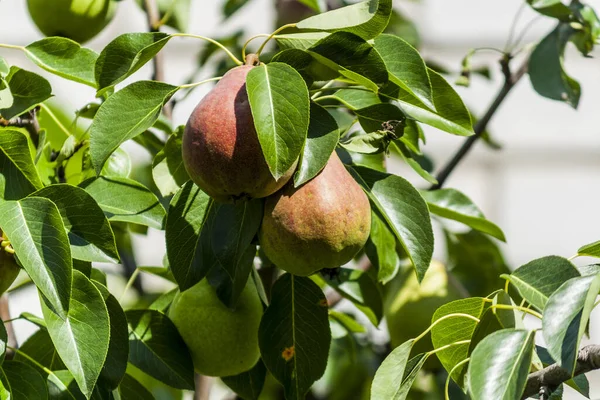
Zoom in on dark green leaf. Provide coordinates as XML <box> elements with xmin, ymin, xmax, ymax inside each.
<box><xmin>47</xmin><ymin>370</ymin><xmax>85</xmax><ymax>400</ymax></box>
<box><xmin>330</xmin><ymin>88</ymin><xmax>381</xmax><ymax>110</ymax></box>
<box><xmin>297</xmin><ymin>0</ymin><xmax>393</xmax><ymax>40</ymax></box>
<box><xmin>95</xmin><ymin>33</ymin><xmax>172</xmax><ymax>93</ymax></box>
<box><xmin>354</xmin><ymin>103</ymin><xmax>404</xmax><ymax>134</ymax></box>
<box><xmin>29</xmin><ymin>184</ymin><xmax>119</xmax><ymax>263</ymax></box>
<box><xmin>349</xmin><ymin>166</ymin><xmax>433</xmax><ymax>281</ymax></box>
<box><xmin>126</xmin><ymin>309</ymin><xmax>195</xmax><ymax>390</ymax></box>
<box><xmin>2</xmin><ymin>360</ymin><xmax>48</xmax><ymax>400</ymax></box>
<box><xmin>420</xmin><ymin>189</ymin><xmax>505</xmax><ymax>241</ymax></box>
<box><xmin>41</xmin><ymin>270</ymin><xmax>110</xmax><ymax>398</ymax></box>
<box><xmin>0</xmin><ymin>197</ymin><xmax>72</xmax><ymax>317</ymax></box>
<box><xmin>468</xmin><ymin>291</ymin><xmax>517</xmax><ymax>355</ymax></box>
<box><xmin>374</xmin><ymin>34</ymin><xmax>433</xmax><ymax>109</ymax></box>
<box><xmin>294</xmin><ymin>103</ymin><xmax>339</xmax><ymax>186</ymax></box>
<box><xmin>0</xmin><ymin>67</ymin><xmax>52</xmax><ymax>120</ymax></box>
<box><xmin>14</xmin><ymin>330</ymin><xmax>65</xmax><ymax>372</ymax></box>
<box><xmin>535</xmin><ymin>345</ymin><xmax>590</xmax><ymax>398</ymax></box>
<box><xmin>223</xmin><ymin>0</ymin><xmax>251</xmax><ymax>17</ymax></box>
<box><xmin>527</xmin><ymin>0</ymin><xmax>572</xmax><ymax>19</ymax></box>
<box><xmin>365</xmin><ymin>209</ymin><xmax>399</xmax><ymax>284</ymax></box>
<box><xmin>80</xmin><ymin>176</ymin><xmax>166</xmax><ymax>229</ymax></box>
<box><xmin>502</xmin><ymin>256</ymin><xmax>580</xmax><ymax>311</ymax></box>
<box><xmin>258</xmin><ymin>275</ymin><xmax>331</xmax><ymax>399</ymax></box>
<box><xmin>0</xmin><ymin>128</ymin><xmax>43</xmax><ymax>201</ymax></box>
<box><xmin>314</xmin><ymin>267</ymin><xmax>383</xmax><ymax>326</ymax></box>
<box><xmin>222</xmin><ymin>360</ymin><xmax>266</xmax><ymax>400</ymax></box>
<box><xmin>90</xmin><ymin>81</ymin><xmax>179</xmax><ymax>174</ymax></box>
<box><xmin>247</xmin><ymin>62</ymin><xmax>309</xmax><ymax>180</ymax></box>
<box><xmin>308</xmin><ymin>32</ymin><xmax>388</xmax><ymax>91</ymax></box>
<box><xmin>468</xmin><ymin>329</ymin><xmax>535</xmax><ymax>400</ymax></box>
<box><xmin>92</xmin><ymin>282</ymin><xmax>128</xmax><ymax>390</ymax></box>
<box><xmin>24</xmin><ymin>38</ymin><xmax>99</xmax><ymax>87</ymax></box>
<box><xmin>529</xmin><ymin>24</ymin><xmax>580</xmax><ymax>108</ymax></box>
<box><xmin>542</xmin><ymin>273</ymin><xmax>600</xmax><ymax>374</ymax></box>
<box><xmin>152</xmin><ymin>126</ymin><xmax>190</xmax><ymax>197</ymax></box>
<box><xmin>165</xmin><ymin>181</ymin><xmax>214</xmax><ymax>290</ymax></box>
<box><xmin>117</xmin><ymin>374</ymin><xmax>155</xmax><ymax>400</ymax></box>
<box><xmin>276</xmin><ymin>32</ymin><xmax>330</xmax><ymax>51</ymax></box>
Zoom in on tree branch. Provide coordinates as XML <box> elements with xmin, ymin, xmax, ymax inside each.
<box><xmin>522</xmin><ymin>345</ymin><xmax>600</xmax><ymax>399</ymax></box>
<box><xmin>430</xmin><ymin>55</ymin><xmax>529</xmax><ymax>190</ymax></box>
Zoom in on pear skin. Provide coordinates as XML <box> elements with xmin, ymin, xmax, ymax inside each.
<box><xmin>182</xmin><ymin>64</ymin><xmax>295</xmax><ymax>202</ymax></box>
<box><xmin>259</xmin><ymin>152</ymin><xmax>371</xmax><ymax>276</ymax></box>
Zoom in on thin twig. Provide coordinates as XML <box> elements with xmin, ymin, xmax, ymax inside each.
<box><xmin>194</xmin><ymin>374</ymin><xmax>214</xmax><ymax>400</ymax></box>
<box><xmin>430</xmin><ymin>55</ymin><xmax>529</xmax><ymax>190</ymax></box>
<box><xmin>0</xmin><ymin>296</ymin><xmax>17</xmax><ymax>357</ymax></box>
<box><xmin>521</xmin><ymin>345</ymin><xmax>600</xmax><ymax>399</ymax></box>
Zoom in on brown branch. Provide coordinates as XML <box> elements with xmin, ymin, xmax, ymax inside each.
<box><xmin>193</xmin><ymin>374</ymin><xmax>214</xmax><ymax>400</ymax></box>
<box><xmin>521</xmin><ymin>345</ymin><xmax>600</xmax><ymax>399</ymax></box>
<box><xmin>430</xmin><ymin>55</ymin><xmax>529</xmax><ymax>190</ymax></box>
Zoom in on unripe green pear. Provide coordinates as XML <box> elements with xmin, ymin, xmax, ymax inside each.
<box><xmin>0</xmin><ymin>231</ymin><xmax>19</xmax><ymax>296</ymax></box>
<box><xmin>182</xmin><ymin>62</ymin><xmax>296</xmax><ymax>202</ymax></box>
<box><xmin>384</xmin><ymin>260</ymin><xmax>461</xmax><ymax>357</ymax></box>
<box><xmin>259</xmin><ymin>152</ymin><xmax>371</xmax><ymax>276</ymax></box>
<box><xmin>27</xmin><ymin>0</ymin><xmax>117</xmax><ymax>44</ymax></box>
<box><xmin>168</xmin><ymin>278</ymin><xmax>263</xmax><ymax>377</ymax></box>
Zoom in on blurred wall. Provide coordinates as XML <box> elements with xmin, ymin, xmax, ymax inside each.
<box><xmin>1</xmin><ymin>0</ymin><xmax>600</xmax><ymax>398</ymax></box>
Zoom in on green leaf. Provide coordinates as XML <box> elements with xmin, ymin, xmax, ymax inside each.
<box><xmin>535</xmin><ymin>345</ymin><xmax>590</xmax><ymax>398</ymax></box>
<box><xmin>468</xmin><ymin>291</ymin><xmax>518</xmax><ymax>355</ymax></box>
<box><xmin>92</xmin><ymin>282</ymin><xmax>129</xmax><ymax>390</ymax></box>
<box><xmin>577</xmin><ymin>240</ymin><xmax>600</xmax><ymax>258</ymax></box>
<box><xmin>297</xmin><ymin>0</ymin><xmax>393</xmax><ymax>40</ymax></box>
<box><xmin>223</xmin><ymin>0</ymin><xmax>251</xmax><ymax>17</ymax></box>
<box><xmin>0</xmin><ymin>67</ymin><xmax>52</xmax><ymax>120</ymax></box>
<box><xmin>390</xmin><ymin>142</ymin><xmax>437</xmax><ymax>185</ymax></box>
<box><xmin>148</xmin><ymin>0</ymin><xmax>191</xmax><ymax>32</ymax></box>
<box><xmin>29</xmin><ymin>184</ymin><xmax>119</xmax><ymax>263</ymax></box>
<box><xmin>329</xmin><ymin>310</ymin><xmax>366</xmax><ymax>334</ymax></box>
<box><xmin>247</xmin><ymin>62</ymin><xmax>309</xmax><ymax>180</ymax></box>
<box><xmin>0</xmin><ymin>77</ymin><xmax>13</xmax><ymax>109</ymax></box>
<box><xmin>431</xmin><ymin>297</ymin><xmax>489</xmax><ymax>385</ymax></box>
<box><xmin>527</xmin><ymin>0</ymin><xmax>572</xmax><ymax>19</ymax></box>
<box><xmin>330</xmin><ymin>89</ymin><xmax>381</xmax><ymax>110</ymax></box>
<box><xmin>276</xmin><ymin>32</ymin><xmax>330</xmax><ymax>51</ymax></box>
<box><xmin>138</xmin><ymin>265</ymin><xmax>176</xmax><ymax>283</ymax></box>
<box><xmin>308</xmin><ymin>32</ymin><xmax>388</xmax><ymax>92</ymax></box>
<box><xmin>152</xmin><ymin>126</ymin><xmax>190</xmax><ymax>197</ymax></box>
<box><xmin>0</xmin><ymin>128</ymin><xmax>43</xmax><ymax>201</ymax></box>
<box><xmin>371</xmin><ymin>339</ymin><xmax>427</xmax><ymax>400</ymax></box>
<box><xmin>90</xmin><ymin>81</ymin><xmax>179</xmax><ymax>174</ymax></box>
<box><xmin>165</xmin><ymin>181</ymin><xmax>214</xmax><ymax>290</ymax></box>
<box><xmin>420</xmin><ymin>189</ymin><xmax>505</xmax><ymax>241</ymax></box>
<box><xmin>80</xmin><ymin>176</ymin><xmax>166</xmax><ymax>229</ymax></box>
<box><xmin>270</xmin><ymin>48</ymin><xmax>336</xmax><ymax>84</ymax></box>
<box><xmin>314</xmin><ymin>267</ymin><xmax>383</xmax><ymax>326</ymax></box>
<box><xmin>294</xmin><ymin>103</ymin><xmax>339</xmax><ymax>187</ymax></box>
<box><xmin>542</xmin><ymin>273</ymin><xmax>600</xmax><ymax>374</ymax></box>
<box><xmin>222</xmin><ymin>360</ymin><xmax>266</xmax><ymax>400</ymax></box>
<box><xmin>349</xmin><ymin>166</ymin><xmax>433</xmax><ymax>281</ymax></box>
<box><xmin>374</xmin><ymin>34</ymin><xmax>433</xmax><ymax>109</ymax></box>
<box><xmin>117</xmin><ymin>374</ymin><xmax>155</xmax><ymax>400</ymax></box>
<box><xmin>126</xmin><ymin>309</ymin><xmax>195</xmax><ymax>390</ymax></box>
<box><xmin>258</xmin><ymin>275</ymin><xmax>331</xmax><ymax>399</ymax></box>
<box><xmin>365</xmin><ymin>209</ymin><xmax>400</xmax><ymax>284</ymax></box>
<box><xmin>41</xmin><ymin>270</ymin><xmax>110</xmax><ymax>398</ymax></box>
<box><xmin>95</xmin><ymin>33</ymin><xmax>172</xmax><ymax>94</ymax></box>
<box><xmin>24</xmin><ymin>38</ymin><xmax>99</xmax><ymax>87</ymax></box>
<box><xmin>0</xmin><ymin>57</ymin><xmax>9</xmax><ymax>76</ymax></box>
<box><xmin>101</xmin><ymin>147</ymin><xmax>131</xmax><ymax>178</ymax></box>
<box><xmin>0</xmin><ymin>197</ymin><xmax>72</xmax><ymax>317</ymax></box>
<box><xmin>207</xmin><ymin>202</ymin><xmax>262</xmax><ymax>308</ymax></box>
<box><xmin>14</xmin><ymin>330</ymin><xmax>65</xmax><ymax>372</ymax></box>
<box><xmin>2</xmin><ymin>360</ymin><xmax>49</xmax><ymax>400</ymax></box>
<box><xmin>382</xmin><ymin>69</ymin><xmax>474</xmax><ymax>137</ymax></box>
<box><xmin>47</xmin><ymin>369</ymin><xmax>87</xmax><ymax>399</ymax></box>
<box><xmin>529</xmin><ymin>24</ymin><xmax>580</xmax><ymax>108</ymax></box>
<box><xmin>341</xmin><ymin>131</ymin><xmax>390</xmax><ymax>155</ymax></box>
<box><xmin>502</xmin><ymin>256</ymin><xmax>580</xmax><ymax>311</ymax></box>
<box><xmin>468</xmin><ymin>329</ymin><xmax>535</xmax><ymax>400</ymax></box>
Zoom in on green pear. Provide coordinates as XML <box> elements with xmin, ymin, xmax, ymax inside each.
<box><xmin>259</xmin><ymin>152</ymin><xmax>371</xmax><ymax>276</ymax></box>
<box><xmin>384</xmin><ymin>260</ymin><xmax>461</xmax><ymax>357</ymax></box>
<box><xmin>182</xmin><ymin>62</ymin><xmax>296</xmax><ymax>202</ymax></box>
<box><xmin>27</xmin><ymin>0</ymin><xmax>117</xmax><ymax>44</ymax></box>
<box><xmin>0</xmin><ymin>231</ymin><xmax>19</xmax><ymax>296</ymax></box>
<box><xmin>168</xmin><ymin>278</ymin><xmax>263</xmax><ymax>377</ymax></box>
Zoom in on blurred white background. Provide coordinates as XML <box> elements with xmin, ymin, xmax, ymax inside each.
<box><xmin>1</xmin><ymin>0</ymin><xmax>600</xmax><ymax>398</ymax></box>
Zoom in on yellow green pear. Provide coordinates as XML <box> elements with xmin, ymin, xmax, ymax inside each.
<box><xmin>27</xmin><ymin>0</ymin><xmax>117</xmax><ymax>44</ymax></box>
<box><xmin>0</xmin><ymin>230</ymin><xmax>19</xmax><ymax>296</ymax></box>
<box><xmin>168</xmin><ymin>278</ymin><xmax>263</xmax><ymax>377</ymax></box>
<box><xmin>384</xmin><ymin>260</ymin><xmax>461</xmax><ymax>357</ymax></box>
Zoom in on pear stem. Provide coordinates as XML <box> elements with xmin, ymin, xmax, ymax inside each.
<box><xmin>179</xmin><ymin>76</ymin><xmax>222</xmax><ymax>89</ymax></box>
<box><xmin>173</xmin><ymin>33</ymin><xmax>243</xmax><ymax>66</ymax></box>
<box><xmin>0</xmin><ymin>43</ymin><xmax>24</xmax><ymax>51</ymax></box>
<box><xmin>241</xmin><ymin>34</ymin><xmax>271</xmax><ymax>63</ymax></box>
<box><xmin>255</xmin><ymin>23</ymin><xmax>297</xmax><ymax>57</ymax></box>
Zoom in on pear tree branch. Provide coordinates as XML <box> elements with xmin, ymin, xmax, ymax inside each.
<box><xmin>522</xmin><ymin>345</ymin><xmax>600</xmax><ymax>399</ymax></box>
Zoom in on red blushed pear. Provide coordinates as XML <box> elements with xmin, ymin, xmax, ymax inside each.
<box><xmin>182</xmin><ymin>56</ymin><xmax>296</xmax><ymax>202</ymax></box>
<box><xmin>259</xmin><ymin>152</ymin><xmax>371</xmax><ymax>276</ymax></box>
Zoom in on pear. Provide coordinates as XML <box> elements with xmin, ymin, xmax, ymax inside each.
<box><xmin>27</xmin><ymin>0</ymin><xmax>117</xmax><ymax>44</ymax></box>
<box><xmin>182</xmin><ymin>61</ymin><xmax>296</xmax><ymax>202</ymax></box>
<box><xmin>384</xmin><ymin>260</ymin><xmax>461</xmax><ymax>358</ymax></box>
<box><xmin>0</xmin><ymin>231</ymin><xmax>19</xmax><ymax>296</ymax></box>
<box><xmin>168</xmin><ymin>278</ymin><xmax>263</xmax><ymax>377</ymax></box>
<box><xmin>259</xmin><ymin>152</ymin><xmax>371</xmax><ymax>276</ymax></box>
